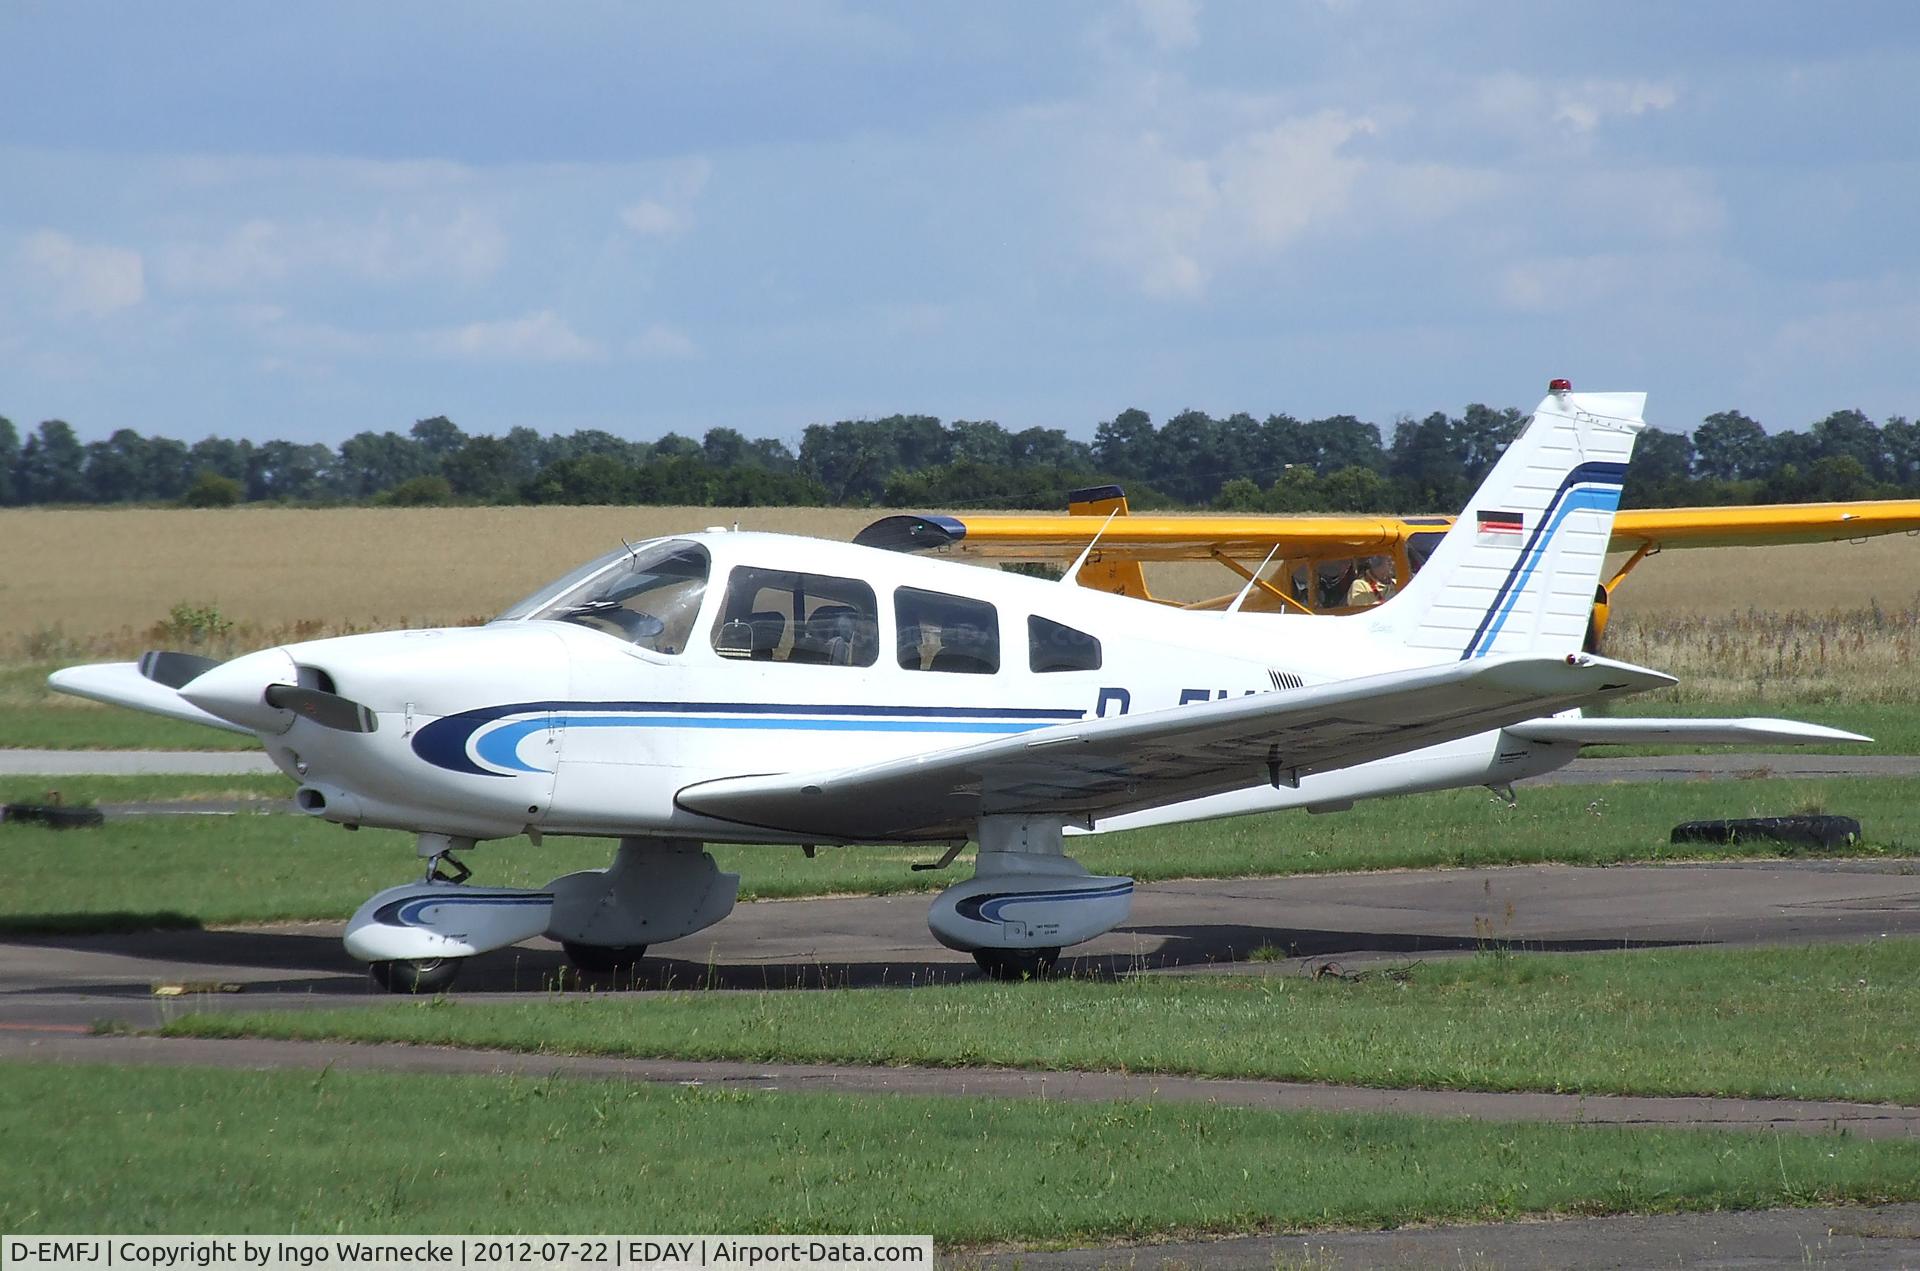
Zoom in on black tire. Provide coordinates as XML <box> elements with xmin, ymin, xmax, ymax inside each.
<box><xmin>2</xmin><ymin>803</ymin><xmax>105</xmax><ymax>830</ymax></box>
<box><xmin>1670</xmin><ymin>815</ymin><xmax>1861</xmax><ymax>850</ymax></box>
<box><xmin>973</xmin><ymin>947</ymin><xmax>1061</xmax><ymax>981</ymax></box>
<box><xmin>368</xmin><ymin>957</ymin><xmax>463</xmax><ymax>994</ymax></box>
<box><xmin>562</xmin><ymin>942</ymin><xmax>649</xmax><ymax>977</ymax></box>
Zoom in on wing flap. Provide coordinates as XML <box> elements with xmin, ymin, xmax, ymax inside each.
<box><xmin>676</xmin><ymin>654</ymin><xmax>1674</xmax><ymax>840</ymax></box>
<box><xmin>1509</xmin><ymin>717</ymin><xmax>1870</xmax><ymax>746</ymax></box>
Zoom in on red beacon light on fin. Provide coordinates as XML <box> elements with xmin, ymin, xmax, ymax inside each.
<box><xmin>1549</xmin><ymin>378</ymin><xmax>1573</xmax><ymax>392</ymax></box>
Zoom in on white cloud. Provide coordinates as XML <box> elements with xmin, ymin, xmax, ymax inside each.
<box><xmin>1131</xmin><ymin>0</ymin><xmax>1200</xmax><ymax>52</ymax></box>
<box><xmin>629</xmin><ymin>323</ymin><xmax>699</xmax><ymax>360</ymax></box>
<box><xmin>619</xmin><ymin>158</ymin><xmax>712</xmax><ymax>238</ymax></box>
<box><xmin>1766</xmin><ymin>279</ymin><xmax>1920</xmax><ymax>367</ymax></box>
<box><xmin>424</xmin><ymin>310</ymin><xmax>601</xmax><ymax>362</ymax></box>
<box><xmin>17</xmin><ymin>230</ymin><xmax>145</xmax><ymax>317</ymax></box>
<box><xmin>1472</xmin><ymin>73</ymin><xmax>1680</xmax><ymax>139</ymax></box>
<box><xmin>1083</xmin><ymin>110</ymin><xmax>1374</xmax><ymax>299</ymax></box>
<box><xmin>158</xmin><ymin>207</ymin><xmax>507</xmax><ymax>292</ymax></box>
<box><xmin>620</xmin><ymin>201</ymin><xmax>687</xmax><ymax>237</ymax></box>
<box><xmin>1495</xmin><ymin>250</ymin><xmax>1746</xmax><ymax>313</ymax></box>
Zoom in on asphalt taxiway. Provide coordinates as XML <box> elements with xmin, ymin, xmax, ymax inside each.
<box><xmin>4</xmin><ymin>857</ymin><xmax>1916</xmax><ymax>1032</ymax></box>
<box><xmin>7</xmin><ymin>854</ymin><xmax>1918</xmax><ymax>1265</ymax></box>
<box><xmin>6</xmin><ymin>856</ymin><xmax>1920</xmax><ymax>1146</ymax></box>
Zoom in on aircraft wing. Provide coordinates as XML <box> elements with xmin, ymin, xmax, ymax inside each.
<box><xmin>675</xmin><ymin>654</ymin><xmax>1673</xmax><ymax>841</ymax></box>
<box><xmin>854</xmin><ymin>511</ymin><xmax>1406</xmax><ymax>562</ymax></box>
<box><xmin>855</xmin><ymin>499</ymin><xmax>1920</xmax><ymax>562</ymax></box>
<box><xmin>1609</xmin><ymin>501</ymin><xmax>1920</xmax><ymax>550</ymax></box>
<box><xmin>1508</xmin><ymin>717</ymin><xmax>1870</xmax><ymax>746</ymax></box>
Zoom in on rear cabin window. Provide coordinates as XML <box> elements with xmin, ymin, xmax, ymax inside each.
<box><xmin>896</xmin><ymin>587</ymin><xmax>999</xmax><ymax>674</ymax></box>
<box><xmin>710</xmin><ymin>567</ymin><xmax>879</xmax><ymax>667</ymax></box>
<box><xmin>1028</xmin><ymin>616</ymin><xmax>1102</xmax><ymax>673</ymax></box>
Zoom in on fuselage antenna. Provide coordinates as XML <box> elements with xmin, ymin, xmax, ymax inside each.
<box><xmin>1059</xmin><ymin>509</ymin><xmax>1121</xmax><ymax>587</ymax></box>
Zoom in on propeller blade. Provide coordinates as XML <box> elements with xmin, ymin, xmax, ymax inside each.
<box><xmin>138</xmin><ymin>650</ymin><xmax>221</xmax><ymax>689</ymax></box>
<box><xmin>263</xmin><ymin>684</ymin><xmax>379</xmax><ymax>733</ymax></box>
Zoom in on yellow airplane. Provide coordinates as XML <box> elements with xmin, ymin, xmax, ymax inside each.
<box><xmin>854</xmin><ymin>488</ymin><xmax>1920</xmax><ymax>648</ymax></box>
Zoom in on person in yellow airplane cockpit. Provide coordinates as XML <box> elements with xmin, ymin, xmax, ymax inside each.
<box><xmin>1346</xmin><ymin>556</ymin><xmax>1395</xmax><ymax>607</ymax></box>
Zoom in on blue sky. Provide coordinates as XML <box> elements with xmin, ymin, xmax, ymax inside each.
<box><xmin>4</xmin><ymin>1</ymin><xmax>1917</xmax><ymax>447</ymax></box>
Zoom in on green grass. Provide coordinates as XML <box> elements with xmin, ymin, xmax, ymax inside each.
<box><xmin>4</xmin><ymin>777</ymin><xmax>1914</xmax><ymax>934</ymax></box>
<box><xmin>166</xmin><ymin>940</ymin><xmax>1920</xmax><ymax>1104</ymax></box>
<box><xmin>2</xmin><ymin>1064</ymin><xmax>1916</xmax><ymax>1241</ymax></box>
<box><xmin>0</xmin><ymin>774</ymin><xmax>291</xmax><ymax>806</ymax></box>
<box><xmin>0</xmin><ymin>664</ymin><xmax>260</xmax><ymax>750</ymax></box>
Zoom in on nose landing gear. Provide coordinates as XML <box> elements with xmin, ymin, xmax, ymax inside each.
<box><xmin>346</xmin><ymin>836</ymin><xmax>740</xmax><ymax>994</ymax></box>
<box><xmin>368</xmin><ymin>955</ymin><xmax>464</xmax><ymax>994</ymax></box>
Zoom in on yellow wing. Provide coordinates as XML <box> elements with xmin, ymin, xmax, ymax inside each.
<box><xmin>854</xmin><ymin>492</ymin><xmax>1920</xmax><ymax>630</ymax></box>
<box><xmin>1610</xmin><ymin>501</ymin><xmax>1920</xmax><ymax>550</ymax></box>
<box><xmin>856</xmin><ymin>497</ymin><xmax>1920</xmax><ymax>561</ymax></box>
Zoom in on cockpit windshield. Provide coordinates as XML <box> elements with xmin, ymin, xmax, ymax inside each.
<box><xmin>496</xmin><ymin>539</ymin><xmax>710</xmax><ymax>654</ymax></box>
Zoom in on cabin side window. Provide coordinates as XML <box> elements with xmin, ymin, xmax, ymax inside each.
<box><xmin>896</xmin><ymin>587</ymin><xmax>999</xmax><ymax>674</ymax></box>
<box><xmin>710</xmin><ymin>567</ymin><xmax>879</xmax><ymax>667</ymax></box>
<box><xmin>1028</xmin><ymin>615</ymin><xmax>1102</xmax><ymax>673</ymax></box>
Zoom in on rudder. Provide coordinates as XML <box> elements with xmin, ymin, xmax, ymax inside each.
<box><xmin>1379</xmin><ymin>384</ymin><xmax>1646</xmax><ymax>660</ymax></box>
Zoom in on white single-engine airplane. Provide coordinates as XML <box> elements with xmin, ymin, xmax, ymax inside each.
<box><xmin>52</xmin><ymin>383</ymin><xmax>1864</xmax><ymax>991</ymax></box>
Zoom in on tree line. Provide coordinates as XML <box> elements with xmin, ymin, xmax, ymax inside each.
<box><xmin>0</xmin><ymin>403</ymin><xmax>1912</xmax><ymax>515</ymax></box>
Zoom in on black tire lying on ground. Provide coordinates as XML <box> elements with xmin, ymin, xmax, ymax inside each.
<box><xmin>1670</xmin><ymin>815</ymin><xmax>1861</xmax><ymax>849</ymax></box>
<box><xmin>2</xmin><ymin>803</ymin><xmax>106</xmax><ymax>830</ymax></box>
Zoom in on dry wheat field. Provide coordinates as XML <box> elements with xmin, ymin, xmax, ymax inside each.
<box><xmin>3</xmin><ymin>505</ymin><xmax>1918</xmax><ymax>702</ymax></box>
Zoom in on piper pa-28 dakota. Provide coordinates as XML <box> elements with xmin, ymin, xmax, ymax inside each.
<box><xmin>51</xmin><ymin>382</ymin><xmax>1865</xmax><ymax>991</ymax></box>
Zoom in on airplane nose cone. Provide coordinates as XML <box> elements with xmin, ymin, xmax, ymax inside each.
<box><xmin>178</xmin><ymin>647</ymin><xmax>300</xmax><ymax>734</ymax></box>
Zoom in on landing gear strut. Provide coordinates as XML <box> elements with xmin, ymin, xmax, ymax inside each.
<box><xmin>424</xmin><ymin>850</ymin><xmax>470</xmax><ymax>885</ymax></box>
<box><xmin>928</xmin><ymin>817</ymin><xmax>1133</xmax><ymax>981</ymax></box>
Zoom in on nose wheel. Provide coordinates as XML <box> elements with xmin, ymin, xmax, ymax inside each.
<box><xmin>368</xmin><ymin>956</ymin><xmax>463</xmax><ymax>994</ymax></box>
<box><xmin>362</xmin><ymin>837</ymin><xmax>477</xmax><ymax>993</ymax></box>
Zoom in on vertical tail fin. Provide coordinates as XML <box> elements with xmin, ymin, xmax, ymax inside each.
<box><xmin>1379</xmin><ymin>386</ymin><xmax>1646</xmax><ymax>659</ymax></box>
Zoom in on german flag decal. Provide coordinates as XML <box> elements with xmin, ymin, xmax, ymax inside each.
<box><xmin>1477</xmin><ymin>509</ymin><xmax>1524</xmax><ymax>534</ymax></box>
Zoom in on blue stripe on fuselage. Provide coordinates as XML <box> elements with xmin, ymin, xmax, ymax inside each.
<box><xmin>472</xmin><ymin>711</ymin><xmax>1051</xmax><ymax>774</ymax></box>
<box><xmin>414</xmin><ymin>700</ymin><xmax>1085</xmax><ymax>777</ymax></box>
<box><xmin>1460</xmin><ymin>461</ymin><xmax>1626</xmax><ymax>660</ymax></box>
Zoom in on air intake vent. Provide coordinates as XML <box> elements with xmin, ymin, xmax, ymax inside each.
<box><xmin>1269</xmin><ymin>669</ymin><xmax>1304</xmax><ymax>691</ymax></box>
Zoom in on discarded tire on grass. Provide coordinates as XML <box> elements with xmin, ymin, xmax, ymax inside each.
<box><xmin>1669</xmin><ymin>815</ymin><xmax>1860</xmax><ymax>850</ymax></box>
<box><xmin>2</xmin><ymin>803</ymin><xmax>106</xmax><ymax>830</ymax></box>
